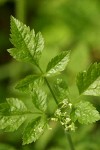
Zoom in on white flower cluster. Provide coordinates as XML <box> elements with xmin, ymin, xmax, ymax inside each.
<box><xmin>52</xmin><ymin>99</ymin><xmax>75</xmax><ymax>131</ymax></box>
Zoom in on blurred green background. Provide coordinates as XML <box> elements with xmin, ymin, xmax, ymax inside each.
<box><xmin>0</xmin><ymin>0</ymin><xmax>100</xmax><ymax>150</ymax></box>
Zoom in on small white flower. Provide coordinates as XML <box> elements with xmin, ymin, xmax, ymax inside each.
<box><xmin>65</xmin><ymin>118</ymin><xmax>71</xmax><ymax>124</ymax></box>
<box><xmin>62</xmin><ymin>99</ymin><xmax>68</xmax><ymax>106</ymax></box>
<box><xmin>62</xmin><ymin>112</ymin><xmax>67</xmax><ymax>116</ymax></box>
<box><xmin>68</xmin><ymin>122</ymin><xmax>76</xmax><ymax>131</ymax></box>
<box><xmin>51</xmin><ymin>118</ymin><xmax>58</xmax><ymax>121</ymax></box>
<box><xmin>55</xmin><ymin>109</ymin><xmax>61</xmax><ymax>116</ymax></box>
<box><xmin>60</xmin><ymin>121</ymin><xmax>64</xmax><ymax>125</ymax></box>
<box><xmin>38</xmin><ymin>127</ymin><xmax>43</xmax><ymax>133</ymax></box>
<box><xmin>68</xmin><ymin>103</ymin><xmax>72</xmax><ymax>108</ymax></box>
<box><xmin>65</xmin><ymin>125</ymin><xmax>69</xmax><ymax>131</ymax></box>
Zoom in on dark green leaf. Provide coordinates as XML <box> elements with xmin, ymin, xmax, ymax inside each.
<box><xmin>77</xmin><ymin>63</ymin><xmax>100</xmax><ymax>96</ymax></box>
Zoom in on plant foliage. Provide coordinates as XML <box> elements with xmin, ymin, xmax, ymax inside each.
<box><xmin>8</xmin><ymin>16</ymin><xmax>44</xmax><ymax>65</ymax></box>
<box><xmin>0</xmin><ymin>16</ymin><xmax>99</xmax><ymax>145</ymax></box>
<box><xmin>77</xmin><ymin>63</ymin><xmax>100</xmax><ymax>96</ymax></box>
<box><xmin>75</xmin><ymin>101</ymin><xmax>100</xmax><ymax>124</ymax></box>
<box><xmin>46</xmin><ymin>51</ymin><xmax>70</xmax><ymax>76</ymax></box>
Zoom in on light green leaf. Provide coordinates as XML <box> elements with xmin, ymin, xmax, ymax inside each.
<box><xmin>22</xmin><ymin>117</ymin><xmax>46</xmax><ymax>145</ymax></box>
<box><xmin>75</xmin><ymin>101</ymin><xmax>100</xmax><ymax>124</ymax></box>
<box><xmin>0</xmin><ymin>98</ymin><xmax>27</xmax><ymax>131</ymax></box>
<box><xmin>77</xmin><ymin>63</ymin><xmax>100</xmax><ymax>96</ymax></box>
<box><xmin>7</xmin><ymin>98</ymin><xmax>27</xmax><ymax>112</ymax></box>
<box><xmin>46</xmin><ymin>51</ymin><xmax>70</xmax><ymax>77</ymax></box>
<box><xmin>0</xmin><ymin>115</ymin><xmax>26</xmax><ymax>132</ymax></box>
<box><xmin>32</xmin><ymin>89</ymin><xmax>47</xmax><ymax>112</ymax></box>
<box><xmin>15</xmin><ymin>75</ymin><xmax>43</xmax><ymax>92</ymax></box>
<box><xmin>54</xmin><ymin>78</ymin><xmax>69</xmax><ymax>103</ymax></box>
<box><xmin>8</xmin><ymin>16</ymin><xmax>44</xmax><ymax>64</ymax></box>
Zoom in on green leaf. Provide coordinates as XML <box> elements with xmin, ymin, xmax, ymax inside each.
<box><xmin>7</xmin><ymin>98</ymin><xmax>27</xmax><ymax>112</ymax></box>
<box><xmin>77</xmin><ymin>63</ymin><xmax>100</xmax><ymax>96</ymax></box>
<box><xmin>54</xmin><ymin>78</ymin><xmax>69</xmax><ymax>103</ymax></box>
<box><xmin>15</xmin><ymin>75</ymin><xmax>43</xmax><ymax>92</ymax></box>
<box><xmin>75</xmin><ymin>101</ymin><xmax>100</xmax><ymax>124</ymax></box>
<box><xmin>33</xmin><ymin>32</ymin><xmax>44</xmax><ymax>62</ymax></box>
<box><xmin>22</xmin><ymin>117</ymin><xmax>46</xmax><ymax>145</ymax></box>
<box><xmin>45</xmin><ymin>51</ymin><xmax>70</xmax><ymax>77</ymax></box>
<box><xmin>8</xmin><ymin>16</ymin><xmax>44</xmax><ymax>64</ymax></box>
<box><xmin>0</xmin><ymin>98</ymin><xmax>27</xmax><ymax>131</ymax></box>
<box><xmin>32</xmin><ymin>89</ymin><xmax>47</xmax><ymax>112</ymax></box>
<box><xmin>0</xmin><ymin>115</ymin><xmax>26</xmax><ymax>132</ymax></box>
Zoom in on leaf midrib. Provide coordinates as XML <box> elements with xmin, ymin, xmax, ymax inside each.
<box><xmin>14</xmin><ymin>18</ymin><xmax>38</xmax><ymax>66</ymax></box>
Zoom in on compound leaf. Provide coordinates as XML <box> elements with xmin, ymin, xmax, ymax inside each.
<box><xmin>75</xmin><ymin>101</ymin><xmax>100</xmax><ymax>124</ymax></box>
<box><xmin>15</xmin><ymin>75</ymin><xmax>43</xmax><ymax>92</ymax></box>
<box><xmin>8</xmin><ymin>16</ymin><xmax>44</xmax><ymax>64</ymax></box>
<box><xmin>32</xmin><ymin>89</ymin><xmax>47</xmax><ymax>112</ymax></box>
<box><xmin>46</xmin><ymin>51</ymin><xmax>70</xmax><ymax>77</ymax></box>
<box><xmin>23</xmin><ymin>117</ymin><xmax>46</xmax><ymax>145</ymax></box>
<box><xmin>0</xmin><ymin>98</ymin><xmax>27</xmax><ymax>132</ymax></box>
<box><xmin>77</xmin><ymin>63</ymin><xmax>100</xmax><ymax>96</ymax></box>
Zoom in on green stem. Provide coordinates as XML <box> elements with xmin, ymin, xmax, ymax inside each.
<box><xmin>36</xmin><ymin>65</ymin><xmax>58</xmax><ymax>105</ymax></box>
<box><xmin>44</xmin><ymin>77</ymin><xmax>58</xmax><ymax>105</ymax></box>
<box><xmin>37</xmin><ymin>64</ymin><xmax>75</xmax><ymax>150</ymax></box>
<box><xmin>66</xmin><ymin>131</ymin><xmax>75</xmax><ymax>150</ymax></box>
